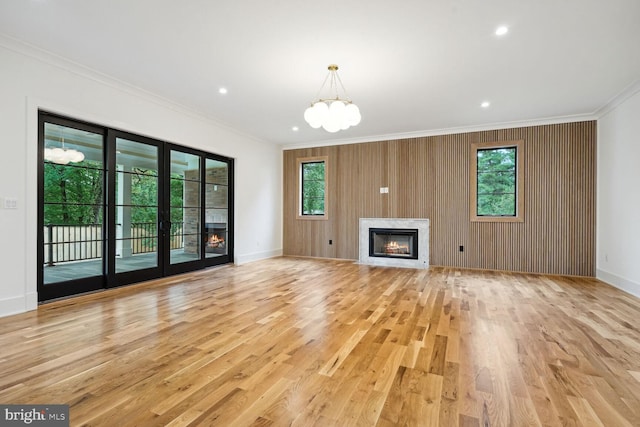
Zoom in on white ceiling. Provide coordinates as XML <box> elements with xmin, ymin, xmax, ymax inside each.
<box><xmin>1</xmin><ymin>0</ymin><xmax>639</xmax><ymax>147</ymax></box>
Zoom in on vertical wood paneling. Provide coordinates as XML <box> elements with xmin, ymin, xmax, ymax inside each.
<box><xmin>283</xmin><ymin>121</ymin><xmax>597</xmax><ymax>276</ymax></box>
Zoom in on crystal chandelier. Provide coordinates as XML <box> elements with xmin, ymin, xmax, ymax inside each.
<box><xmin>304</xmin><ymin>64</ymin><xmax>361</xmax><ymax>133</ymax></box>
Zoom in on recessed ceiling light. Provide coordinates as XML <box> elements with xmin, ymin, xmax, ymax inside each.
<box><xmin>292</xmin><ymin>126</ymin><xmax>299</xmax><ymax>132</ymax></box>
<box><xmin>495</xmin><ymin>26</ymin><xmax>509</xmax><ymax>36</ymax></box>
<box><xmin>218</xmin><ymin>87</ymin><xmax>228</xmax><ymax>95</ymax></box>
<box><xmin>481</xmin><ymin>101</ymin><xmax>490</xmax><ymax>108</ymax></box>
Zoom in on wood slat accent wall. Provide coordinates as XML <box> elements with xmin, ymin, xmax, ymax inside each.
<box><xmin>283</xmin><ymin>121</ymin><xmax>597</xmax><ymax>276</ymax></box>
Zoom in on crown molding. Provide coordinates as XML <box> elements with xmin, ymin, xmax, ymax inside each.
<box><xmin>3</xmin><ymin>32</ymin><xmax>625</xmax><ymax>152</ymax></box>
<box><xmin>594</xmin><ymin>78</ymin><xmax>640</xmax><ymax>119</ymax></box>
<box><xmin>281</xmin><ymin>113</ymin><xmax>598</xmax><ymax>150</ymax></box>
<box><xmin>0</xmin><ymin>33</ymin><xmax>266</xmax><ymax>145</ymax></box>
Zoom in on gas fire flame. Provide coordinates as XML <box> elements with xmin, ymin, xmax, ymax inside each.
<box><xmin>208</xmin><ymin>234</ymin><xmax>225</xmax><ymax>248</ymax></box>
<box><xmin>384</xmin><ymin>241</ymin><xmax>409</xmax><ymax>254</ymax></box>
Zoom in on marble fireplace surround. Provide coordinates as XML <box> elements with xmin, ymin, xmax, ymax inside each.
<box><xmin>359</xmin><ymin>218</ymin><xmax>430</xmax><ymax>269</ymax></box>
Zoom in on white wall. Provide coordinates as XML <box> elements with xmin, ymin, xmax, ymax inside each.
<box><xmin>0</xmin><ymin>38</ymin><xmax>283</xmax><ymax>317</ymax></box>
<box><xmin>597</xmin><ymin>85</ymin><xmax>640</xmax><ymax>298</ymax></box>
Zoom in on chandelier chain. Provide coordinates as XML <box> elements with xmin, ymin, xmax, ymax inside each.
<box><xmin>333</xmin><ymin>72</ymin><xmax>351</xmax><ymax>102</ymax></box>
<box><xmin>312</xmin><ymin>72</ymin><xmax>331</xmax><ymax>105</ymax></box>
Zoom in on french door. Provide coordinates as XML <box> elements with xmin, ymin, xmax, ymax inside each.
<box><xmin>38</xmin><ymin>112</ymin><xmax>233</xmax><ymax>301</ymax></box>
<box><xmin>107</xmin><ymin>130</ymin><xmax>164</xmax><ymax>287</ymax></box>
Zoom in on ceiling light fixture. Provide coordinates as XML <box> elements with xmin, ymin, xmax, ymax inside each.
<box><xmin>218</xmin><ymin>87</ymin><xmax>228</xmax><ymax>94</ymax></box>
<box><xmin>304</xmin><ymin>64</ymin><xmax>361</xmax><ymax>133</ymax></box>
<box><xmin>481</xmin><ymin>101</ymin><xmax>491</xmax><ymax>108</ymax></box>
<box><xmin>495</xmin><ymin>26</ymin><xmax>509</xmax><ymax>36</ymax></box>
<box><xmin>44</xmin><ymin>129</ymin><xmax>85</xmax><ymax>165</ymax></box>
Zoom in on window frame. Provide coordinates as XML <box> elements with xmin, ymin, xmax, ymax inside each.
<box><xmin>470</xmin><ymin>140</ymin><xmax>524</xmax><ymax>223</ymax></box>
<box><xmin>296</xmin><ymin>156</ymin><xmax>328</xmax><ymax>220</ymax></box>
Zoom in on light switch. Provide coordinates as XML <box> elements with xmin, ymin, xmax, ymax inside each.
<box><xmin>2</xmin><ymin>197</ymin><xmax>17</xmax><ymax>209</ymax></box>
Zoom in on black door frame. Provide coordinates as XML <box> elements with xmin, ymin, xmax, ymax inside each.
<box><xmin>163</xmin><ymin>143</ymin><xmax>235</xmax><ymax>276</ymax></box>
<box><xmin>106</xmin><ymin>128</ymin><xmax>165</xmax><ymax>288</ymax></box>
<box><xmin>163</xmin><ymin>143</ymin><xmax>204</xmax><ymax>276</ymax></box>
<box><xmin>38</xmin><ymin>111</ymin><xmax>234</xmax><ymax>301</ymax></box>
<box><xmin>204</xmin><ymin>151</ymin><xmax>234</xmax><ymax>270</ymax></box>
<box><xmin>37</xmin><ymin>112</ymin><xmax>107</xmax><ymax>301</ymax></box>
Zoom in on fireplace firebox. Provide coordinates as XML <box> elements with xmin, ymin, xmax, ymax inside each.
<box><xmin>205</xmin><ymin>222</ymin><xmax>227</xmax><ymax>254</ymax></box>
<box><xmin>369</xmin><ymin>228</ymin><xmax>418</xmax><ymax>259</ymax></box>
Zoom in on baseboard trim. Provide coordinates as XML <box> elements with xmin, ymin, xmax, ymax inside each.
<box><xmin>597</xmin><ymin>268</ymin><xmax>640</xmax><ymax>299</ymax></box>
<box><xmin>235</xmin><ymin>249</ymin><xmax>283</xmax><ymax>265</ymax></box>
<box><xmin>0</xmin><ymin>294</ymin><xmax>35</xmax><ymax>318</ymax></box>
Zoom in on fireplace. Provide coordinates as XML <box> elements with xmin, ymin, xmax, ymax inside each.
<box><xmin>369</xmin><ymin>228</ymin><xmax>418</xmax><ymax>259</ymax></box>
<box><xmin>359</xmin><ymin>218</ymin><xmax>429</xmax><ymax>269</ymax></box>
<box><xmin>205</xmin><ymin>222</ymin><xmax>227</xmax><ymax>254</ymax></box>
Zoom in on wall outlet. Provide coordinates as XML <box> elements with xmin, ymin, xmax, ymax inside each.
<box><xmin>459</xmin><ymin>245</ymin><xmax>464</xmax><ymax>252</ymax></box>
<box><xmin>329</xmin><ymin>239</ymin><xmax>332</xmax><ymax>245</ymax></box>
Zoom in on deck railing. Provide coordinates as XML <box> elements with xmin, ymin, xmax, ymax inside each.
<box><xmin>44</xmin><ymin>222</ymin><xmax>184</xmax><ymax>265</ymax></box>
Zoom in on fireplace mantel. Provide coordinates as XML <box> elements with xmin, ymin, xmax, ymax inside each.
<box><xmin>358</xmin><ymin>218</ymin><xmax>429</xmax><ymax>269</ymax></box>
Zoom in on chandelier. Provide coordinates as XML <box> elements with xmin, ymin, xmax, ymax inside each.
<box><xmin>304</xmin><ymin>64</ymin><xmax>361</xmax><ymax>133</ymax></box>
<box><xmin>44</xmin><ymin>130</ymin><xmax>85</xmax><ymax>165</ymax></box>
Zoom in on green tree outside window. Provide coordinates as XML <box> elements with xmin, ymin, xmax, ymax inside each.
<box><xmin>301</xmin><ymin>161</ymin><xmax>325</xmax><ymax>215</ymax></box>
<box><xmin>44</xmin><ymin>161</ymin><xmax>104</xmax><ymax>225</ymax></box>
<box><xmin>476</xmin><ymin>147</ymin><xmax>517</xmax><ymax>216</ymax></box>
<box><xmin>44</xmin><ymin>163</ymin><xmax>180</xmax><ymax>225</ymax></box>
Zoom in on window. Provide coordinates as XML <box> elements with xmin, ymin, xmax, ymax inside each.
<box><xmin>297</xmin><ymin>156</ymin><xmax>328</xmax><ymax>220</ymax></box>
<box><xmin>470</xmin><ymin>140</ymin><xmax>524</xmax><ymax>222</ymax></box>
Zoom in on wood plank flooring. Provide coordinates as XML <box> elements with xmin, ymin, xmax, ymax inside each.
<box><xmin>1</xmin><ymin>257</ymin><xmax>640</xmax><ymax>426</ymax></box>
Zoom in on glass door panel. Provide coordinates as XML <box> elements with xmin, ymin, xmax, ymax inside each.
<box><xmin>42</xmin><ymin>122</ymin><xmax>105</xmax><ymax>285</ymax></box>
<box><xmin>39</xmin><ymin>112</ymin><xmax>233</xmax><ymax>302</ymax></box>
<box><xmin>205</xmin><ymin>159</ymin><xmax>229</xmax><ymax>259</ymax></box>
<box><xmin>114</xmin><ymin>138</ymin><xmax>159</xmax><ymax>273</ymax></box>
<box><xmin>169</xmin><ymin>150</ymin><xmax>201</xmax><ymax>265</ymax></box>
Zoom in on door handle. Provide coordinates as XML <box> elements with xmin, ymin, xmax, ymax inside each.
<box><xmin>159</xmin><ymin>220</ymin><xmax>172</xmax><ymax>233</ymax></box>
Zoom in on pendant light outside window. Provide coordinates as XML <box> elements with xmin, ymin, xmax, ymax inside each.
<box><xmin>304</xmin><ymin>64</ymin><xmax>361</xmax><ymax>133</ymax></box>
<box><xmin>44</xmin><ymin>128</ymin><xmax>85</xmax><ymax>165</ymax></box>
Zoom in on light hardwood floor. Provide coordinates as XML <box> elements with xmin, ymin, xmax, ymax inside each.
<box><xmin>1</xmin><ymin>257</ymin><xmax>639</xmax><ymax>426</ymax></box>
